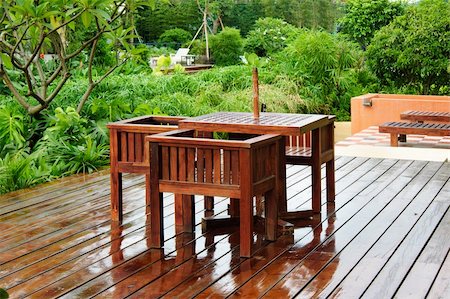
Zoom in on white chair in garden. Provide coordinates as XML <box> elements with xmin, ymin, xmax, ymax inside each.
<box><xmin>170</xmin><ymin>48</ymin><xmax>195</xmax><ymax>65</ymax></box>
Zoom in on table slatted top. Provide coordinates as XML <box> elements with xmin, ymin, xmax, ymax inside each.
<box><xmin>179</xmin><ymin>112</ymin><xmax>329</xmax><ymax>135</ymax></box>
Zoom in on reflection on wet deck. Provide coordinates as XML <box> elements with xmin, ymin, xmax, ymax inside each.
<box><xmin>0</xmin><ymin>156</ymin><xmax>449</xmax><ymax>298</ymax></box>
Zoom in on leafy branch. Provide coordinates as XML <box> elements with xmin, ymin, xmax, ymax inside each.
<box><xmin>0</xmin><ymin>0</ymin><xmax>154</xmax><ymax>116</ymax></box>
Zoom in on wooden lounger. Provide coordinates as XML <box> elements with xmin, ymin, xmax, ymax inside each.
<box><xmin>400</xmin><ymin>110</ymin><xmax>450</xmax><ymax>123</ymax></box>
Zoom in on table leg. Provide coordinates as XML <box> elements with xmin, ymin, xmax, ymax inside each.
<box><xmin>110</xmin><ymin>171</ymin><xmax>123</xmax><ymax>221</ymax></box>
<box><xmin>326</xmin><ymin>159</ymin><xmax>335</xmax><ymax>202</ymax></box>
<box><xmin>204</xmin><ymin>196</ymin><xmax>214</xmax><ymax>217</ymax></box>
<box><xmin>278</xmin><ymin>138</ymin><xmax>287</xmax><ymax>215</ymax></box>
<box><xmin>265</xmin><ymin>189</ymin><xmax>277</xmax><ymax>241</ymax></box>
<box><xmin>311</xmin><ymin>128</ymin><xmax>321</xmax><ymax>213</ymax></box>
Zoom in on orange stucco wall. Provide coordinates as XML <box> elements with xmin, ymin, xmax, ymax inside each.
<box><xmin>351</xmin><ymin>94</ymin><xmax>450</xmax><ymax>134</ymax></box>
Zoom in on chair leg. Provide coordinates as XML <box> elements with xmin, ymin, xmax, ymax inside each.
<box><xmin>145</xmin><ymin>174</ymin><xmax>151</xmax><ymax>216</ymax></box>
<box><xmin>240</xmin><ymin>195</ymin><xmax>253</xmax><ymax>258</ymax></box>
<box><xmin>326</xmin><ymin>159</ymin><xmax>335</xmax><ymax>203</ymax></box>
<box><xmin>229</xmin><ymin>198</ymin><xmax>240</xmax><ymax>217</ymax></box>
<box><xmin>277</xmin><ymin>139</ymin><xmax>287</xmax><ymax>215</ymax></box>
<box><xmin>150</xmin><ymin>192</ymin><xmax>164</xmax><ymax>248</ymax></box>
<box><xmin>176</xmin><ymin>194</ymin><xmax>195</xmax><ymax>233</ymax></box>
<box><xmin>110</xmin><ymin>172</ymin><xmax>123</xmax><ymax>221</ymax></box>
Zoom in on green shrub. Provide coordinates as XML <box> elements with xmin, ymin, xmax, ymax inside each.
<box><xmin>44</xmin><ymin>134</ymin><xmax>109</xmax><ymax>175</ymax></box>
<box><xmin>210</xmin><ymin>27</ymin><xmax>244</xmax><ymax>66</ymax></box>
<box><xmin>158</xmin><ymin>28</ymin><xmax>193</xmax><ymax>46</ymax></box>
<box><xmin>189</xmin><ymin>39</ymin><xmax>206</xmax><ymax>56</ymax></box>
<box><xmin>196</xmin><ymin>65</ymin><xmax>251</xmax><ymax>92</ymax></box>
<box><xmin>244</xmin><ymin>18</ymin><xmax>299</xmax><ymax>57</ymax></box>
<box><xmin>278</xmin><ymin>30</ymin><xmax>366</xmax><ymax>116</ymax></box>
<box><xmin>0</xmin><ymin>150</ymin><xmax>51</xmax><ymax>194</ymax></box>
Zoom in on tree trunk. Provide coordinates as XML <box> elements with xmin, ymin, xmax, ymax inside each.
<box><xmin>76</xmin><ymin>83</ymin><xmax>95</xmax><ymax>113</ymax></box>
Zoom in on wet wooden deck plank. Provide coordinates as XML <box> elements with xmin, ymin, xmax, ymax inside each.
<box><xmin>2</xmin><ymin>195</ymin><xmax>227</xmax><ymax>298</ymax></box>
<box><xmin>0</xmin><ymin>157</ymin><xmax>448</xmax><ymax>299</ymax></box>
<box><xmin>36</xmin><ymin>200</ymin><xmax>231</xmax><ymax>298</ymax></box>
<box><xmin>223</xmin><ymin>159</ymin><xmax>420</xmax><ymax>298</ymax></box>
<box><xmin>0</xmin><ymin>173</ymin><xmax>140</xmax><ymax>239</ymax></box>
<box><xmin>40</xmin><ymin>163</ymin><xmax>315</xmax><ymax>298</ymax></box>
<box><xmin>395</xmin><ymin>204</ymin><xmax>450</xmax><ymax>298</ymax></box>
<box><xmin>0</xmin><ymin>170</ymin><xmax>111</xmax><ymax>213</ymax></box>
<box><xmin>0</xmin><ymin>185</ymin><xmax>146</xmax><ymax>262</ymax></box>
<box><xmin>163</xmin><ymin>157</ymin><xmax>383</xmax><ymax>298</ymax></box>
<box><xmin>303</xmin><ymin>161</ymin><xmax>449</xmax><ymax>298</ymax></box>
<box><xmin>324</xmin><ymin>161</ymin><xmax>449</xmax><ymax>298</ymax></box>
<box><xmin>294</xmin><ymin>160</ymin><xmax>444</xmax><ymax>298</ymax></box>
<box><xmin>427</xmin><ymin>247</ymin><xmax>450</xmax><ymax>298</ymax></box>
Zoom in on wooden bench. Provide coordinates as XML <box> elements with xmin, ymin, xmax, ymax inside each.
<box><xmin>146</xmin><ymin>129</ymin><xmax>282</xmax><ymax>257</ymax></box>
<box><xmin>400</xmin><ymin>110</ymin><xmax>450</xmax><ymax>123</ymax></box>
<box><xmin>107</xmin><ymin>115</ymin><xmax>186</xmax><ymax>221</ymax></box>
<box><xmin>379</xmin><ymin>122</ymin><xmax>450</xmax><ymax>146</ymax></box>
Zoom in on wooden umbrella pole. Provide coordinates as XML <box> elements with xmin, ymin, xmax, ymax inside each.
<box><xmin>252</xmin><ymin>67</ymin><xmax>260</xmax><ymax>119</ymax></box>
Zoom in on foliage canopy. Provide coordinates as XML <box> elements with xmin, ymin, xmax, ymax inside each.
<box><xmin>210</xmin><ymin>27</ymin><xmax>243</xmax><ymax>66</ymax></box>
<box><xmin>338</xmin><ymin>0</ymin><xmax>404</xmax><ymax>50</ymax></box>
<box><xmin>366</xmin><ymin>0</ymin><xmax>450</xmax><ymax>94</ymax></box>
<box><xmin>244</xmin><ymin>17</ymin><xmax>298</xmax><ymax>57</ymax></box>
<box><xmin>0</xmin><ymin>0</ymin><xmax>154</xmax><ymax>116</ymax></box>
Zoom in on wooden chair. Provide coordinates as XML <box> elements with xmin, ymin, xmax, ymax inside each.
<box><xmin>225</xmin><ymin>115</ymin><xmax>335</xmax><ymax>220</ymax></box>
<box><xmin>146</xmin><ymin>129</ymin><xmax>282</xmax><ymax>257</ymax></box>
<box><xmin>107</xmin><ymin>115</ymin><xmax>186</xmax><ymax>221</ymax></box>
<box><xmin>283</xmin><ymin>116</ymin><xmax>336</xmax><ymax>216</ymax></box>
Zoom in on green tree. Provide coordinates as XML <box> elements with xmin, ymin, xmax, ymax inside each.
<box><xmin>137</xmin><ymin>0</ymin><xmax>200</xmax><ymax>42</ymax></box>
<box><xmin>366</xmin><ymin>0</ymin><xmax>450</xmax><ymax>94</ymax></box>
<box><xmin>338</xmin><ymin>0</ymin><xmax>404</xmax><ymax>50</ymax></box>
<box><xmin>261</xmin><ymin>0</ymin><xmax>339</xmax><ymax>31</ymax></box>
<box><xmin>222</xmin><ymin>0</ymin><xmax>264</xmax><ymax>36</ymax></box>
<box><xmin>296</xmin><ymin>0</ymin><xmax>340</xmax><ymax>32</ymax></box>
<box><xmin>210</xmin><ymin>27</ymin><xmax>243</xmax><ymax>66</ymax></box>
<box><xmin>0</xmin><ymin>0</ymin><xmax>154</xmax><ymax>116</ymax></box>
<box><xmin>244</xmin><ymin>17</ymin><xmax>298</xmax><ymax>57</ymax></box>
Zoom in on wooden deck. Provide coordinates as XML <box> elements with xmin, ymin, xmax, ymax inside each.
<box><xmin>0</xmin><ymin>156</ymin><xmax>449</xmax><ymax>298</ymax></box>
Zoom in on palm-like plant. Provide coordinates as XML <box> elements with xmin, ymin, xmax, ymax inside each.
<box><xmin>0</xmin><ymin>149</ymin><xmax>50</xmax><ymax>194</ymax></box>
<box><xmin>47</xmin><ymin>135</ymin><xmax>109</xmax><ymax>175</ymax></box>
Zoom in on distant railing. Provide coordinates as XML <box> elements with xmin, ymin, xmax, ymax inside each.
<box><xmin>134</xmin><ymin>41</ymin><xmax>182</xmax><ymax>49</ymax></box>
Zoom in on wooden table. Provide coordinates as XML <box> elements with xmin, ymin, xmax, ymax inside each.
<box><xmin>179</xmin><ymin>112</ymin><xmax>333</xmax><ymax>222</ymax></box>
